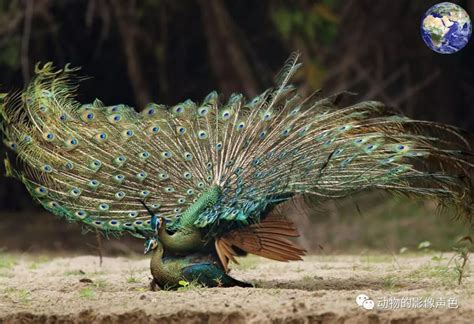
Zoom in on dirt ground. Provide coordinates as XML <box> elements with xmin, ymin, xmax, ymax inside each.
<box><xmin>0</xmin><ymin>252</ymin><xmax>472</xmax><ymax>323</ymax></box>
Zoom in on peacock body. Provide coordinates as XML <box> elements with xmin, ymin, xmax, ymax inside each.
<box><xmin>1</xmin><ymin>54</ymin><xmax>473</xmax><ymax>288</ymax></box>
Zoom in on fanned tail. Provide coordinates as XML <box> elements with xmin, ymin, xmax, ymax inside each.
<box><xmin>1</xmin><ymin>54</ymin><xmax>472</xmax><ymax>242</ymax></box>
<box><xmin>195</xmin><ymin>54</ymin><xmax>473</xmax><ymax>232</ymax></box>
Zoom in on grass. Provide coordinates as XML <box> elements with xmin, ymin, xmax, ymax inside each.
<box><xmin>126</xmin><ymin>269</ymin><xmax>140</xmax><ymax>283</ymax></box>
<box><xmin>382</xmin><ymin>275</ymin><xmax>398</xmax><ymax>290</ymax></box>
<box><xmin>79</xmin><ymin>287</ymin><xmax>95</xmax><ymax>299</ymax></box>
<box><xmin>64</xmin><ymin>270</ymin><xmax>85</xmax><ymax>276</ymax></box>
<box><xmin>0</xmin><ymin>253</ymin><xmax>16</xmax><ymax>277</ymax></box>
<box><xmin>3</xmin><ymin>288</ymin><xmax>31</xmax><ymax>304</ymax></box>
<box><xmin>0</xmin><ymin>254</ymin><xmax>16</xmax><ymax>269</ymax></box>
<box><xmin>408</xmin><ymin>264</ymin><xmax>459</xmax><ymax>287</ymax></box>
<box><xmin>175</xmin><ymin>279</ymin><xmax>204</xmax><ymax>292</ymax></box>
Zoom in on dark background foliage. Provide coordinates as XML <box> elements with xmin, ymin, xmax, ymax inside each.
<box><xmin>0</xmin><ymin>0</ymin><xmax>472</xmax><ymax>253</ymax></box>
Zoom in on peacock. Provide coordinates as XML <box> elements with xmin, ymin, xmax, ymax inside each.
<box><xmin>1</xmin><ymin>53</ymin><xmax>473</xmax><ymax>289</ymax></box>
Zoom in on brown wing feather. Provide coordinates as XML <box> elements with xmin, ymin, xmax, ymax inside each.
<box><xmin>215</xmin><ymin>214</ymin><xmax>306</xmax><ymax>271</ymax></box>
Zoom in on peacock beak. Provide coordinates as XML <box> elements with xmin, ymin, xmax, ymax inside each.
<box><xmin>144</xmin><ymin>240</ymin><xmax>153</xmax><ymax>254</ymax></box>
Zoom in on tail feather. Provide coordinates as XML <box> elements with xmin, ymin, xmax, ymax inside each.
<box><xmin>1</xmin><ymin>54</ymin><xmax>472</xmax><ymax>241</ymax></box>
<box><xmin>215</xmin><ymin>213</ymin><xmax>306</xmax><ymax>271</ymax></box>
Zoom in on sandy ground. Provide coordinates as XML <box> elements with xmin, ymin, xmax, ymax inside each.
<box><xmin>0</xmin><ymin>252</ymin><xmax>472</xmax><ymax>323</ymax></box>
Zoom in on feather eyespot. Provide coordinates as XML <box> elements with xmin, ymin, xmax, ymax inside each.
<box><xmin>136</xmin><ymin>171</ymin><xmax>148</xmax><ymax>181</ymax></box>
<box><xmin>222</xmin><ymin>111</ymin><xmax>231</xmax><ymax>119</ymax></box>
<box><xmin>75</xmin><ymin>210</ymin><xmax>87</xmax><ymax>219</ymax></box>
<box><xmin>47</xmin><ymin>201</ymin><xmax>59</xmax><ymax>208</ymax></box>
<box><xmin>158</xmin><ymin>172</ymin><xmax>169</xmax><ymax>180</ymax></box>
<box><xmin>98</xmin><ymin>203</ymin><xmax>109</xmax><ymax>211</ymax></box>
<box><xmin>35</xmin><ymin>186</ymin><xmax>48</xmax><ymax>196</ymax></box>
<box><xmin>64</xmin><ymin>161</ymin><xmax>74</xmax><ymax>170</ymax></box>
<box><xmin>88</xmin><ymin>179</ymin><xmax>100</xmax><ymax>189</ymax></box>
<box><xmin>139</xmin><ymin>151</ymin><xmax>151</xmax><ymax>159</ymax></box>
<box><xmin>43</xmin><ymin>164</ymin><xmax>53</xmax><ymax>173</ymax></box>
<box><xmin>113</xmin><ymin>174</ymin><xmax>125</xmax><ymax>183</ymax></box>
<box><xmin>44</xmin><ymin>133</ymin><xmax>55</xmax><ymax>141</ymax></box>
<box><xmin>122</xmin><ymin>129</ymin><xmax>134</xmax><ymax>138</ymax></box>
<box><xmin>115</xmin><ymin>191</ymin><xmax>126</xmax><ymax>199</ymax></box>
<box><xmin>198</xmin><ymin>108</ymin><xmax>209</xmax><ymax>116</ymax></box>
<box><xmin>90</xmin><ymin>160</ymin><xmax>102</xmax><ymax>169</ymax></box>
<box><xmin>149</xmin><ymin>125</ymin><xmax>160</xmax><ymax>134</ymax></box>
<box><xmin>70</xmin><ymin>188</ymin><xmax>81</xmax><ymax>197</ymax></box>
<box><xmin>161</xmin><ymin>151</ymin><xmax>172</xmax><ymax>158</ymax></box>
<box><xmin>198</xmin><ymin>131</ymin><xmax>208</xmax><ymax>139</ymax></box>
<box><xmin>140</xmin><ymin>190</ymin><xmax>150</xmax><ymax>197</ymax></box>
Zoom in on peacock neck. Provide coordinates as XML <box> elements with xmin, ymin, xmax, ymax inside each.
<box><xmin>178</xmin><ymin>185</ymin><xmax>221</xmax><ymax>229</ymax></box>
<box><xmin>157</xmin><ymin>186</ymin><xmax>221</xmax><ymax>254</ymax></box>
<box><xmin>150</xmin><ymin>245</ymin><xmax>165</xmax><ymax>280</ymax></box>
<box><xmin>158</xmin><ymin>223</ymin><xmax>204</xmax><ymax>253</ymax></box>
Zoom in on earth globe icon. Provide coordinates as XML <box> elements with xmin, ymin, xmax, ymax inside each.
<box><xmin>421</xmin><ymin>2</ymin><xmax>472</xmax><ymax>54</ymax></box>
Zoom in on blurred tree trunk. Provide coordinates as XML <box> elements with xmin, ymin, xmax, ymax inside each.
<box><xmin>110</xmin><ymin>0</ymin><xmax>151</xmax><ymax>109</ymax></box>
<box><xmin>198</xmin><ymin>0</ymin><xmax>258</xmax><ymax>98</ymax></box>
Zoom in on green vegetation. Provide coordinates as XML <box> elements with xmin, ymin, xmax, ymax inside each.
<box><xmin>3</xmin><ymin>288</ymin><xmax>31</xmax><ymax>304</ymax></box>
<box><xmin>78</xmin><ymin>287</ymin><xmax>95</xmax><ymax>299</ymax></box>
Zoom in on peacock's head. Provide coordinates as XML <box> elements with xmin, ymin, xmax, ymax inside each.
<box><xmin>144</xmin><ymin>237</ymin><xmax>159</xmax><ymax>254</ymax></box>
